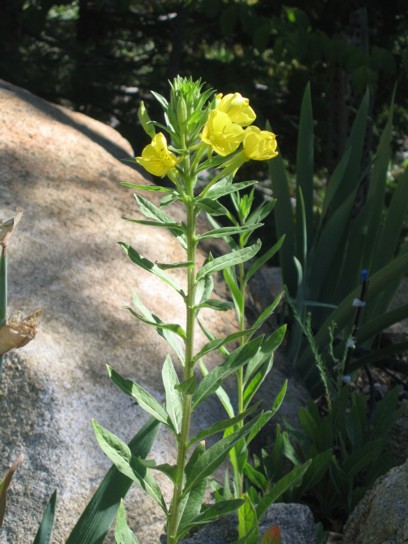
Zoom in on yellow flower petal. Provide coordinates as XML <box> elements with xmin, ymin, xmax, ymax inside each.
<box><xmin>216</xmin><ymin>92</ymin><xmax>256</xmax><ymax>127</ymax></box>
<box><xmin>243</xmin><ymin>126</ymin><xmax>278</xmax><ymax>161</ymax></box>
<box><xmin>136</xmin><ymin>133</ymin><xmax>180</xmax><ymax>177</ymax></box>
<box><xmin>200</xmin><ymin>110</ymin><xmax>244</xmax><ymax>156</ymax></box>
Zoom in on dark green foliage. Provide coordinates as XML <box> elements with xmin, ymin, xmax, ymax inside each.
<box><xmin>252</xmin><ymin>386</ymin><xmax>404</xmax><ymax>526</ymax></box>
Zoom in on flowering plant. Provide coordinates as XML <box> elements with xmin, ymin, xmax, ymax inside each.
<box><xmin>92</xmin><ymin>77</ymin><xmax>284</xmax><ymax>543</ymax></box>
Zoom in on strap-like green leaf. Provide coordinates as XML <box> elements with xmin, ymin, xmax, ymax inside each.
<box><xmin>66</xmin><ymin>417</ymin><xmax>159</xmax><ymax>544</ymax></box>
<box><xmin>192</xmin><ymin>328</ymin><xmax>255</xmax><ymax>363</ymax></box>
<box><xmin>33</xmin><ymin>490</ymin><xmax>57</xmax><ymax>544</ymax></box>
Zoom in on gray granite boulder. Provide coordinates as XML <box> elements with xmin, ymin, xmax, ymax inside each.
<box><xmin>343</xmin><ymin>459</ymin><xmax>408</xmax><ymax>544</ymax></box>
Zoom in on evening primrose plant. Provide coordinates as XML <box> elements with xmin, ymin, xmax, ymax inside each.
<box><xmin>92</xmin><ymin>77</ymin><xmax>284</xmax><ymax>543</ymax></box>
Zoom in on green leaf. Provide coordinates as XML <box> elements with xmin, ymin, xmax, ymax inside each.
<box><xmin>192</xmin><ymin>337</ymin><xmax>263</xmax><ymax>408</ymax></box>
<box><xmin>244</xmin><ymin>326</ymin><xmax>287</xmax><ymax>385</ymax></box>
<box><xmin>120</xmin><ymin>183</ymin><xmax>172</xmax><ymax>193</ymax></box>
<box><xmin>238</xmin><ymin>493</ymin><xmax>259</xmax><ymax>544</ymax></box>
<box><xmin>296</xmin><ymin>83</ymin><xmax>314</xmax><ymax>252</ymax></box>
<box><xmin>132</xmin><ymin>194</ymin><xmax>186</xmax><ymax>247</ymax></box>
<box><xmin>200</xmin><ymin>360</ymin><xmax>235</xmax><ymax>418</ymax></box>
<box><xmin>127</xmin><ymin>306</ymin><xmax>186</xmax><ymax>340</ymax></box>
<box><xmin>243</xmin><ymin>359</ymin><xmax>274</xmax><ymax>410</ymax></box>
<box><xmin>92</xmin><ymin>421</ymin><xmax>167</xmax><ymax>512</ymax></box>
<box><xmin>250</xmin><ymin>292</ymin><xmax>284</xmax><ymax>334</ymax></box>
<box><xmin>203</xmin><ymin>178</ymin><xmax>258</xmax><ymax>200</ymax></box>
<box><xmin>268</xmin><ymin>152</ymin><xmax>298</xmax><ymax>295</ymax></box>
<box><xmin>256</xmin><ymin>462</ymin><xmax>312</xmax><ymax>519</ymax></box>
<box><xmin>223</xmin><ymin>267</ymin><xmax>244</xmax><ymax>319</ymax></box>
<box><xmin>107</xmin><ymin>366</ymin><xmax>173</xmax><ymax>430</ymax></box>
<box><xmin>183</xmin><ymin>412</ymin><xmax>268</xmax><ymax>496</ymax></box>
<box><xmin>120</xmin><ymin>243</ymin><xmax>183</xmax><ymax>294</ymax></box>
<box><xmin>162</xmin><ymin>356</ymin><xmax>182</xmax><ymax>435</ymax></box>
<box><xmin>197</xmin><ymin>240</ymin><xmax>262</xmax><ymax>281</ymax></box>
<box><xmin>131</xmin><ymin>291</ymin><xmax>184</xmax><ymax>365</ymax></box>
<box><xmin>195</xmin><ymin>274</ymin><xmax>214</xmax><ymax>306</ymax></box>
<box><xmin>192</xmin><ymin>328</ymin><xmax>255</xmax><ymax>363</ymax></box>
<box><xmin>177</xmin><ymin>478</ymin><xmax>207</xmax><ymax>539</ymax></box>
<box><xmin>174</xmin><ymin>375</ymin><xmax>197</xmax><ymax>395</ymax></box>
<box><xmin>198</xmin><ymin>224</ymin><xmax>263</xmax><ymax>240</ymax></box>
<box><xmin>188</xmin><ymin>404</ymin><xmax>258</xmax><ymax>447</ymax></box>
<box><xmin>196</xmin><ymin>198</ymin><xmax>229</xmax><ymax>216</ymax></box>
<box><xmin>66</xmin><ymin>417</ymin><xmax>159</xmax><ymax>544</ymax></box>
<box><xmin>184</xmin><ymin>499</ymin><xmax>244</xmax><ymax>531</ymax></box>
<box><xmin>155</xmin><ymin>261</ymin><xmax>193</xmax><ymax>270</ymax></box>
<box><xmin>33</xmin><ymin>491</ymin><xmax>57</xmax><ymax>544</ymax></box>
<box><xmin>114</xmin><ymin>500</ymin><xmax>139</xmax><ymax>544</ymax></box>
<box><xmin>195</xmin><ymin>298</ymin><xmax>234</xmax><ymax>311</ymax></box>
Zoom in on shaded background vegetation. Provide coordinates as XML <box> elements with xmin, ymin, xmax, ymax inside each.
<box><xmin>1</xmin><ymin>0</ymin><xmax>407</xmax><ymax>175</ymax></box>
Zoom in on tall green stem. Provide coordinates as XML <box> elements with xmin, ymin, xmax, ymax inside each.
<box><xmin>0</xmin><ymin>245</ymin><xmax>7</xmax><ymax>379</ymax></box>
<box><xmin>167</xmin><ymin>196</ymin><xmax>197</xmax><ymax>544</ymax></box>
<box><xmin>233</xmin><ymin>261</ymin><xmax>246</xmax><ymax>499</ymax></box>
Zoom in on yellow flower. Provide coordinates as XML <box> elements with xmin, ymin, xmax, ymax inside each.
<box><xmin>216</xmin><ymin>93</ymin><xmax>256</xmax><ymax>127</ymax></box>
<box><xmin>136</xmin><ymin>133</ymin><xmax>180</xmax><ymax>177</ymax></box>
<box><xmin>200</xmin><ymin>110</ymin><xmax>244</xmax><ymax>156</ymax></box>
<box><xmin>242</xmin><ymin>126</ymin><xmax>278</xmax><ymax>161</ymax></box>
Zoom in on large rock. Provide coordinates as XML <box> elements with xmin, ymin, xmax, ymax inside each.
<box><xmin>343</xmin><ymin>459</ymin><xmax>408</xmax><ymax>544</ymax></box>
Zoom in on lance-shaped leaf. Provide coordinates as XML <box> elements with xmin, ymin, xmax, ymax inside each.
<box><xmin>203</xmin><ymin>178</ymin><xmax>258</xmax><ymax>200</ymax></box>
<box><xmin>200</xmin><ymin>360</ymin><xmax>235</xmax><ymax>418</ymax></box>
<box><xmin>243</xmin><ymin>359</ymin><xmax>274</xmax><ymax>410</ymax></box>
<box><xmin>181</xmin><ymin>499</ymin><xmax>244</xmax><ymax>536</ymax></box>
<box><xmin>192</xmin><ymin>336</ymin><xmax>263</xmax><ymax>408</ymax></box>
<box><xmin>131</xmin><ymin>291</ymin><xmax>184</xmax><ymax>365</ymax></box>
<box><xmin>195</xmin><ymin>298</ymin><xmax>234</xmax><ymax>311</ymax></box>
<box><xmin>195</xmin><ymin>275</ymin><xmax>214</xmax><ymax>306</ymax></box>
<box><xmin>127</xmin><ymin>307</ymin><xmax>186</xmax><ymax>340</ymax></box>
<box><xmin>250</xmin><ymin>292</ymin><xmax>284</xmax><ymax>339</ymax></box>
<box><xmin>197</xmin><ymin>240</ymin><xmax>262</xmax><ymax>281</ymax></box>
<box><xmin>244</xmin><ymin>326</ymin><xmax>287</xmax><ymax>385</ymax></box>
<box><xmin>162</xmin><ymin>356</ymin><xmax>182</xmax><ymax>435</ymax></box>
<box><xmin>92</xmin><ymin>420</ymin><xmax>167</xmax><ymax>512</ymax></box>
<box><xmin>33</xmin><ymin>491</ymin><xmax>57</xmax><ymax>544</ymax></box>
<box><xmin>183</xmin><ymin>412</ymin><xmax>268</xmax><ymax>496</ymax></box>
<box><xmin>192</xmin><ymin>328</ymin><xmax>255</xmax><ymax>363</ymax></box>
<box><xmin>115</xmin><ymin>500</ymin><xmax>140</xmax><ymax>544</ymax></box>
<box><xmin>121</xmin><ymin>243</ymin><xmax>183</xmax><ymax>295</ymax></box>
<box><xmin>107</xmin><ymin>366</ymin><xmax>174</xmax><ymax>430</ymax></box>
<box><xmin>120</xmin><ymin>182</ymin><xmax>173</xmax><ymax>193</ymax></box>
<box><xmin>198</xmin><ymin>224</ymin><xmax>263</xmax><ymax>240</ymax></box>
<box><xmin>196</xmin><ymin>198</ymin><xmax>229</xmax><ymax>216</ymax></box>
<box><xmin>188</xmin><ymin>404</ymin><xmax>258</xmax><ymax>447</ymax></box>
